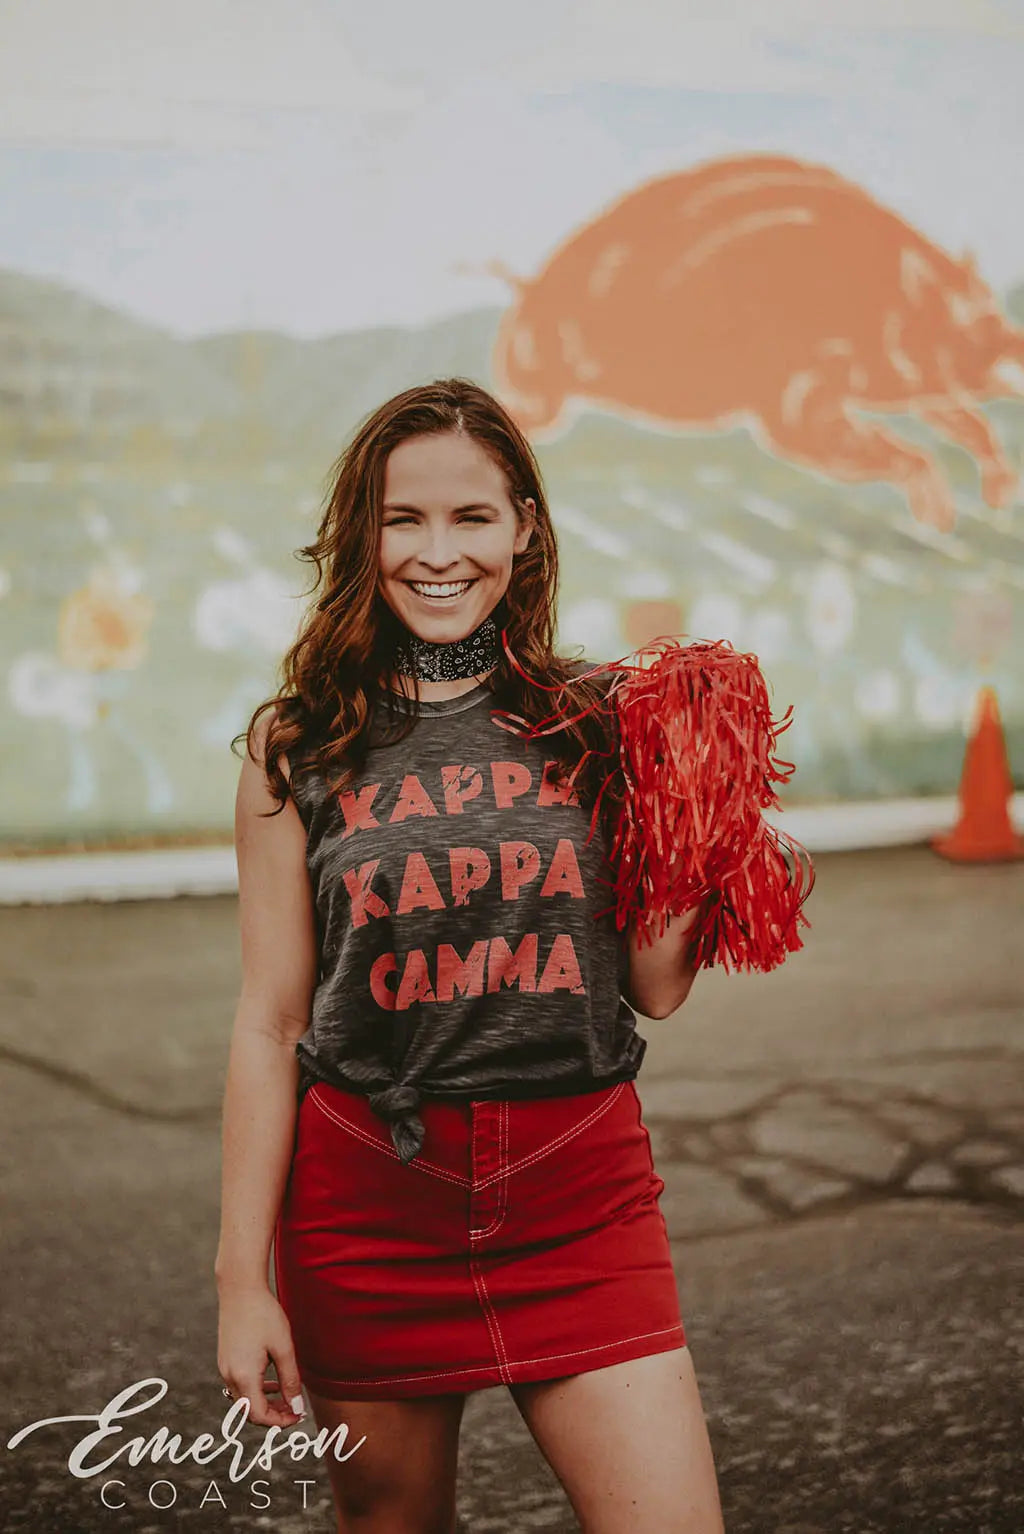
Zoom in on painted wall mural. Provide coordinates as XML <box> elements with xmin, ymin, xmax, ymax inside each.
<box><xmin>490</xmin><ymin>156</ymin><xmax>1024</xmax><ymax>533</ymax></box>
<box><xmin>1</xmin><ymin>7</ymin><xmax>1021</xmax><ymax>845</ymax></box>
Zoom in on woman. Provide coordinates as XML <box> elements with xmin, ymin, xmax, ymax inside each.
<box><xmin>216</xmin><ymin>377</ymin><xmax>725</xmax><ymax>1533</ymax></box>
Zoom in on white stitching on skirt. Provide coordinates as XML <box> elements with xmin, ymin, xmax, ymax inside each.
<box><xmin>474</xmin><ymin>1081</ymin><xmax>628</xmax><ymax>1190</ymax></box>
<box><xmin>306</xmin><ymin>1083</ymin><xmax>631</xmax><ymax>1193</ymax></box>
<box><xmin>306</xmin><ymin>1088</ymin><xmax>471</xmax><ymax>1188</ymax></box>
<box><xmin>469</xmin><ymin>1255</ymin><xmax>511</xmax><ymax>1381</ymax></box>
<box><xmin>302</xmin><ymin>1323</ymin><xmax>687</xmax><ymax>1391</ymax></box>
<box><xmin>468</xmin><ymin>1103</ymin><xmax>512</xmax><ymax>1379</ymax></box>
<box><xmin>469</xmin><ymin>1100</ymin><xmax>509</xmax><ymax>1239</ymax></box>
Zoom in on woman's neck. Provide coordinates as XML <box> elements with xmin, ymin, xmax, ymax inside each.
<box><xmin>388</xmin><ymin>667</ymin><xmax>496</xmax><ymax>704</ymax></box>
<box><xmin>386</xmin><ymin>606</ymin><xmax>503</xmax><ymax>700</ymax></box>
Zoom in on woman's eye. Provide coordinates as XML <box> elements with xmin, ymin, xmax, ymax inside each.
<box><xmin>384</xmin><ymin>515</ymin><xmax>488</xmax><ymax>526</ymax></box>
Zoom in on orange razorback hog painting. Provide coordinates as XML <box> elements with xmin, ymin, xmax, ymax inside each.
<box><xmin>486</xmin><ymin>154</ymin><xmax>1024</xmax><ymax>530</ymax></box>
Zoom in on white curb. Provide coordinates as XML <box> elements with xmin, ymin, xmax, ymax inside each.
<box><xmin>1</xmin><ymin>793</ymin><xmax>1022</xmax><ymax>905</ymax></box>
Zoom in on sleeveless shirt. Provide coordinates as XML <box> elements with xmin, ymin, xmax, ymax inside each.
<box><xmin>286</xmin><ymin>665</ymin><xmax>646</xmax><ymax>1165</ymax></box>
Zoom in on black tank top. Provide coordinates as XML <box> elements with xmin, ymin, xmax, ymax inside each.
<box><xmin>286</xmin><ymin>667</ymin><xmax>645</xmax><ymax>1165</ymax></box>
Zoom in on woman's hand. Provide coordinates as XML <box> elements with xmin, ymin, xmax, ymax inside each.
<box><xmin>217</xmin><ymin>1281</ymin><xmax>307</xmax><ymax>1429</ymax></box>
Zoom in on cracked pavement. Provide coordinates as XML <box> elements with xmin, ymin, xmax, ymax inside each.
<box><xmin>0</xmin><ymin>845</ymin><xmax>1021</xmax><ymax>1531</ymax></box>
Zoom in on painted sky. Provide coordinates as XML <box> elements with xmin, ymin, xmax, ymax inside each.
<box><xmin>1</xmin><ymin>0</ymin><xmax>1022</xmax><ymax>337</ymax></box>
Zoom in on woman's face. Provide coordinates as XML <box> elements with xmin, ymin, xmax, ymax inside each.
<box><xmin>378</xmin><ymin>431</ymin><xmax>534</xmax><ymax>646</ymax></box>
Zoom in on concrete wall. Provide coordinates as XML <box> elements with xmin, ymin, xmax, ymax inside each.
<box><xmin>1</xmin><ymin>3</ymin><xmax>1022</xmax><ymax>846</ymax></box>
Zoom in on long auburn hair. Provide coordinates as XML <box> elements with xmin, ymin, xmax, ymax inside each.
<box><xmin>233</xmin><ymin>377</ymin><xmax>623</xmax><ymax>841</ymax></box>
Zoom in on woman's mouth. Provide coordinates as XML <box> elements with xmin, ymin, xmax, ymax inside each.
<box><xmin>405</xmin><ymin>579</ymin><xmax>478</xmax><ymax>604</ymax></box>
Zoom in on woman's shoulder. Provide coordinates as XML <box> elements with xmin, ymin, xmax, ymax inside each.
<box><xmin>564</xmin><ymin>655</ymin><xmax>617</xmax><ymax>693</ymax></box>
<box><xmin>564</xmin><ymin>653</ymin><xmax>610</xmax><ymax>674</ymax></box>
<box><xmin>265</xmin><ymin>697</ymin><xmax>330</xmax><ymax>825</ymax></box>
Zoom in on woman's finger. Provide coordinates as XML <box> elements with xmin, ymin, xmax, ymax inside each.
<box><xmin>234</xmin><ymin>1369</ymin><xmax>275</xmax><ymax>1423</ymax></box>
<box><xmin>269</xmin><ymin>1345</ymin><xmax>306</xmax><ymax>1420</ymax></box>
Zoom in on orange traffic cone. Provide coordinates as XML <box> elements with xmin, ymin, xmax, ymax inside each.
<box><xmin>932</xmin><ymin>685</ymin><xmax>1024</xmax><ymax>862</ymax></box>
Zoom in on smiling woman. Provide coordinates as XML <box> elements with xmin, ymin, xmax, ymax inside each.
<box><xmin>219</xmin><ymin>378</ymin><xmax>725</xmax><ymax>1533</ymax></box>
<box><xmin>377</xmin><ymin>433</ymin><xmax>534</xmax><ymax>695</ymax></box>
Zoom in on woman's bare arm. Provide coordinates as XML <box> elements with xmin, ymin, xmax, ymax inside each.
<box><xmin>623</xmin><ymin>901</ymin><xmax>702</xmax><ymax>1020</ymax></box>
<box><xmin>621</xmin><ymin>837</ymin><xmax>715</xmax><ymax>1019</ymax></box>
<box><xmin>214</xmin><ymin>711</ymin><xmax>318</xmax><ymax>1293</ymax></box>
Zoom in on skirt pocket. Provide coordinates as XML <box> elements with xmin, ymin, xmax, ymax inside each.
<box><xmin>483</xmin><ymin>1081</ymin><xmax>666</xmax><ymax>1259</ymax></box>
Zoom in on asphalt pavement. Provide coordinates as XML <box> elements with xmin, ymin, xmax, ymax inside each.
<box><xmin>0</xmin><ymin>845</ymin><xmax>1021</xmax><ymax>1532</ymax></box>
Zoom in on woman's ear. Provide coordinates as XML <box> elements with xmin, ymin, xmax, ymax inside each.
<box><xmin>515</xmin><ymin>498</ymin><xmax>536</xmax><ymax>554</ymax></box>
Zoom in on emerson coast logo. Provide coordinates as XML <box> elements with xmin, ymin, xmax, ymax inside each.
<box><xmin>6</xmin><ymin>1376</ymin><xmax>363</xmax><ymax>1514</ymax></box>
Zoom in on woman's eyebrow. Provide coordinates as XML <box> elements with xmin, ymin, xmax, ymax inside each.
<box><xmin>382</xmin><ymin>501</ymin><xmax>500</xmax><ymax>514</ymax></box>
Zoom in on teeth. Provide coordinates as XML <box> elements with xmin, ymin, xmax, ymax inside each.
<box><xmin>410</xmin><ymin>580</ymin><xmax>473</xmax><ymax>597</ymax></box>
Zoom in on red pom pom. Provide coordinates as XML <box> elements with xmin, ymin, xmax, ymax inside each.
<box><xmin>493</xmin><ymin>633</ymin><xmax>814</xmax><ymax>974</ymax></box>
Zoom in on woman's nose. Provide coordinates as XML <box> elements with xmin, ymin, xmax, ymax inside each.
<box><xmin>419</xmin><ymin>527</ymin><xmax>460</xmax><ymax>566</ymax></box>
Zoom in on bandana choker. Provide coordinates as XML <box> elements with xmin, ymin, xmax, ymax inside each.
<box><xmin>393</xmin><ymin>611</ymin><xmax>502</xmax><ymax>682</ymax></box>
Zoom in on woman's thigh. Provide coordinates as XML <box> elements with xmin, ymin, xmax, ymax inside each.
<box><xmin>305</xmin><ymin>1386</ymin><xmax>468</xmax><ymax>1534</ymax></box>
<box><xmin>508</xmin><ymin>1346</ymin><xmax>724</xmax><ymax>1534</ymax></box>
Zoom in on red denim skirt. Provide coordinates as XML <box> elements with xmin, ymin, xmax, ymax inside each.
<box><xmin>272</xmin><ymin>1077</ymin><xmax>686</xmax><ymax>1400</ymax></box>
